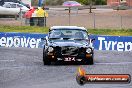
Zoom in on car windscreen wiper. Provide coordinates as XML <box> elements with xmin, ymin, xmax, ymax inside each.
<box><xmin>74</xmin><ymin>38</ymin><xmax>85</xmax><ymax>40</ymax></box>
<box><xmin>62</xmin><ymin>38</ymin><xmax>71</xmax><ymax>40</ymax></box>
<box><xmin>49</xmin><ymin>38</ymin><xmax>61</xmax><ymax>40</ymax></box>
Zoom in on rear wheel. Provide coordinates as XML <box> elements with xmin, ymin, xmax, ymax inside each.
<box><xmin>43</xmin><ymin>50</ymin><xmax>51</xmax><ymax>65</ymax></box>
<box><xmin>85</xmin><ymin>54</ymin><xmax>94</xmax><ymax>65</ymax></box>
<box><xmin>88</xmin><ymin>57</ymin><xmax>94</xmax><ymax>65</ymax></box>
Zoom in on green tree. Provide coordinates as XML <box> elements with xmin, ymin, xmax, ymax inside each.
<box><xmin>76</xmin><ymin>0</ymin><xmax>90</xmax><ymax>5</ymax></box>
<box><xmin>94</xmin><ymin>0</ymin><xmax>106</xmax><ymax>5</ymax></box>
<box><xmin>31</xmin><ymin>0</ymin><xmax>38</xmax><ymax>6</ymax></box>
<box><xmin>76</xmin><ymin>0</ymin><xmax>106</xmax><ymax>5</ymax></box>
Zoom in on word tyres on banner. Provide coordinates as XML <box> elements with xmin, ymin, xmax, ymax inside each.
<box><xmin>90</xmin><ymin>35</ymin><xmax>132</xmax><ymax>51</ymax></box>
<box><xmin>0</xmin><ymin>32</ymin><xmax>132</xmax><ymax>51</ymax></box>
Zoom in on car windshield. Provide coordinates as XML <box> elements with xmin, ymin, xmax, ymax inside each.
<box><xmin>49</xmin><ymin>29</ymin><xmax>88</xmax><ymax>40</ymax></box>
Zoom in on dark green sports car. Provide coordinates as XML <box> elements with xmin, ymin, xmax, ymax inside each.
<box><xmin>42</xmin><ymin>26</ymin><xmax>95</xmax><ymax>65</ymax></box>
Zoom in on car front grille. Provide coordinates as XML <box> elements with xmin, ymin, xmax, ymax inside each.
<box><xmin>61</xmin><ymin>46</ymin><xmax>79</xmax><ymax>56</ymax></box>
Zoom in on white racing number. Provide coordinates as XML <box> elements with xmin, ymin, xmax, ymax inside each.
<box><xmin>64</xmin><ymin>57</ymin><xmax>75</xmax><ymax>61</ymax></box>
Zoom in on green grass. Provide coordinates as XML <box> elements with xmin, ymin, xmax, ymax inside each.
<box><xmin>0</xmin><ymin>25</ymin><xmax>49</xmax><ymax>33</ymax></box>
<box><xmin>88</xmin><ymin>29</ymin><xmax>132</xmax><ymax>36</ymax></box>
<box><xmin>0</xmin><ymin>25</ymin><xmax>132</xmax><ymax>36</ymax></box>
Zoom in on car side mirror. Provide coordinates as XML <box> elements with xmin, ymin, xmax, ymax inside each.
<box><xmin>91</xmin><ymin>38</ymin><xmax>95</xmax><ymax>43</ymax></box>
<box><xmin>41</xmin><ymin>37</ymin><xmax>46</xmax><ymax>40</ymax></box>
<box><xmin>49</xmin><ymin>29</ymin><xmax>51</xmax><ymax>32</ymax></box>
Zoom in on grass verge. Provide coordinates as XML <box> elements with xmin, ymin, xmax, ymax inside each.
<box><xmin>88</xmin><ymin>28</ymin><xmax>132</xmax><ymax>36</ymax></box>
<box><xmin>0</xmin><ymin>25</ymin><xmax>132</xmax><ymax>36</ymax></box>
<box><xmin>0</xmin><ymin>26</ymin><xmax>49</xmax><ymax>33</ymax></box>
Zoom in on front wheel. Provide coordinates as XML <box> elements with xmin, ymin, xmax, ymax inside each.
<box><xmin>43</xmin><ymin>58</ymin><xmax>51</xmax><ymax>65</ymax></box>
<box><xmin>88</xmin><ymin>57</ymin><xmax>94</xmax><ymax>65</ymax></box>
<box><xmin>85</xmin><ymin>56</ymin><xmax>94</xmax><ymax>65</ymax></box>
<box><xmin>43</xmin><ymin>50</ymin><xmax>51</xmax><ymax>65</ymax></box>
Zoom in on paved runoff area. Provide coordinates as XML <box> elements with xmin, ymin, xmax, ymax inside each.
<box><xmin>0</xmin><ymin>47</ymin><xmax>132</xmax><ymax>88</ymax></box>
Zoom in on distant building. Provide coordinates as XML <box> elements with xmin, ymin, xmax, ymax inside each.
<box><xmin>107</xmin><ymin>0</ymin><xmax>132</xmax><ymax>6</ymax></box>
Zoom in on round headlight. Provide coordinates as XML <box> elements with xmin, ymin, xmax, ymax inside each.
<box><xmin>86</xmin><ymin>48</ymin><xmax>92</xmax><ymax>53</ymax></box>
<box><xmin>48</xmin><ymin>47</ymin><xmax>54</xmax><ymax>52</ymax></box>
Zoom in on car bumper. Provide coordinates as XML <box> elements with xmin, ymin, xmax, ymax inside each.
<box><xmin>47</xmin><ymin>53</ymin><xmax>93</xmax><ymax>62</ymax></box>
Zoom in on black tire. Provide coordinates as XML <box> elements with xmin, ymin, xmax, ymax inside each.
<box><xmin>89</xmin><ymin>53</ymin><xmax>94</xmax><ymax>65</ymax></box>
<box><xmin>43</xmin><ymin>50</ymin><xmax>51</xmax><ymax>65</ymax></box>
<box><xmin>85</xmin><ymin>57</ymin><xmax>94</xmax><ymax>65</ymax></box>
<box><xmin>89</xmin><ymin>57</ymin><xmax>94</xmax><ymax>65</ymax></box>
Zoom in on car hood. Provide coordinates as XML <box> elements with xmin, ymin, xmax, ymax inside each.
<box><xmin>49</xmin><ymin>40</ymin><xmax>90</xmax><ymax>48</ymax></box>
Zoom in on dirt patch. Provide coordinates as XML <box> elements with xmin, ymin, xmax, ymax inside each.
<box><xmin>0</xmin><ymin>9</ymin><xmax>132</xmax><ymax>29</ymax></box>
<box><xmin>0</xmin><ymin>18</ymin><xmax>22</xmax><ymax>26</ymax></box>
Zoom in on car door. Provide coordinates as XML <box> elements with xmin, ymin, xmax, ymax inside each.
<box><xmin>9</xmin><ymin>3</ymin><xmax>20</xmax><ymax>15</ymax></box>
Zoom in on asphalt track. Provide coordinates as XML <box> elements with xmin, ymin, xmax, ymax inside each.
<box><xmin>0</xmin><ymin>47</ymin><xmax>132</xmax><ymax>88</ymax></box>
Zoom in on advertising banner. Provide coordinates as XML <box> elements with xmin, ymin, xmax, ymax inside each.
<box><xmin>0</xmin><ymin>32</ymin><xmax>132</xmax><ymax>51</ymax></box>
<box><xmin>0</xmin><ymin>32</ymin><xmax>46</xmax><ymax>48</ymax></box>
<box><xmin>91</xmin><ymin>35</ymin><xmax>132</xmax><ymax>51</ymax></box>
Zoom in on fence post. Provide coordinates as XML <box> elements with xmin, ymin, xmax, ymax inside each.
<box><xmin>20</xmin><ymin>8</ymin><xmax>22</xmax><ymax>26</ymax></box>
<box><xmin>68</xmin><ymin>7</ymin><xmax>71</xmax><ymax>26</ymax></box>
<box><xmin>120</xmin><ymin>15</ymin><xmax>123</xmax><ymax>29</ymax></box>
<box><xmin>44</xmin><ymin>17</ymin><xmax>46</xmax><ymax>27</ymax></box>
<box><xmin>44</xmin><ymin>12</ymin><xmax>46</xmax><ymax>27</ymax></box>
<box><xmin>89</xmin><ymin>0</ymin><xmax>93</xmax><ymax>13</ymax></box>
<box><xmin>93</xmin><ymin>13</ymin><xmax>96</xmax><ymax>29</ymax></box>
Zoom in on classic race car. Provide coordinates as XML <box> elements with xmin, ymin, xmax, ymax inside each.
<box><xmin>42</xmin><ymin>26</ymin><xmax>95</xmax><ymax>65</ymax></box>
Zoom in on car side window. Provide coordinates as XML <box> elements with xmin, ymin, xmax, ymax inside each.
<box><xmin>4</xmin><ymin>4</ymin><xmax>11</xmax><ymax>8</ymax></box>
<box><xmin>10</xmin><ymin>4</ymin><xmax>16</xmax><ymax>8</ymax></box>
<box><xmin>17</xmin><ymin>4</ymin><xmax>23</xmax><ymax>8</ymax></box>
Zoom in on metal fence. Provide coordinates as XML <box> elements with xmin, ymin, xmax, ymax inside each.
<box><xmin>19</xmin><ymin>9</ymin><xmax>132</xmax><ymax>29</ymax></box>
